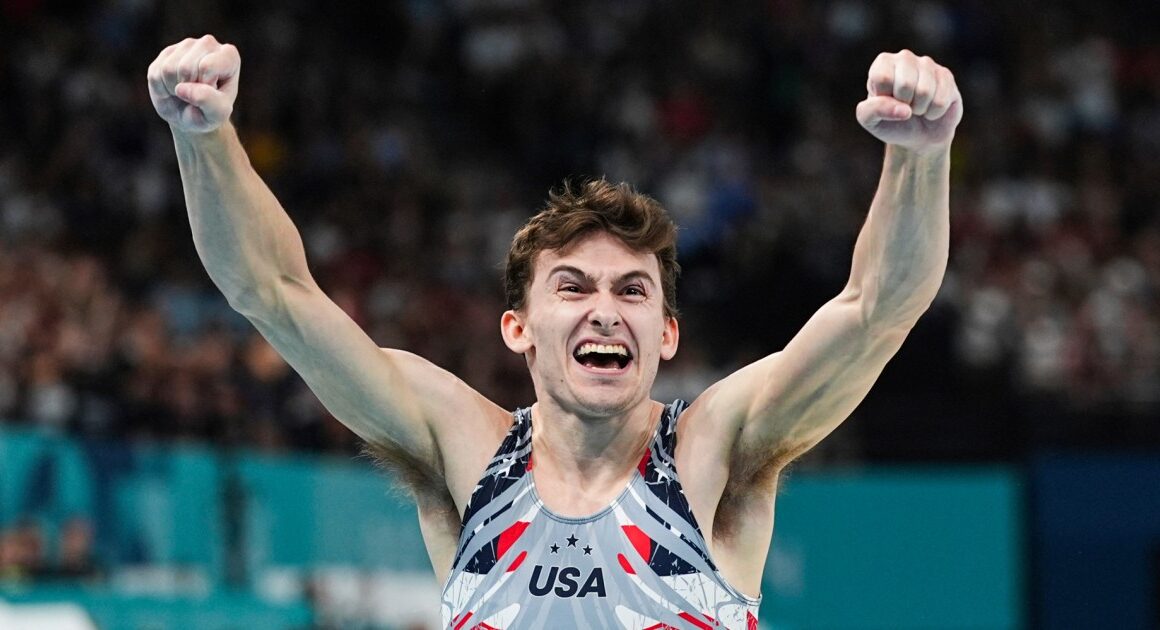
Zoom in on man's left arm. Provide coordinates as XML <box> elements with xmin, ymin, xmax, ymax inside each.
<box><xmin>693</xmin><ymin>50</ymin><xmax>963</xmax><ymax>471</ymax></box>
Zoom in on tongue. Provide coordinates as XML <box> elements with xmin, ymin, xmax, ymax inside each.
<box><xmin>580</xmin><ymin>354</ymin><xmax>621</xmax><ymax>369</ymax></box>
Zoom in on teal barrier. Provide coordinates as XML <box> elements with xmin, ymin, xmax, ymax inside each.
<box><xmin>236</xmin><ymin>452</ymin><xmax>429</xmax><ymax>572</ymax></box>
<box><xmin>0</xmin><ymin>430</ymin><xmax>93</xmax><ymax>527</ymax></box>
<box><xmin>767</xmin><ymin>468</ymin><xmax>1024</xmax><ymax>629</ymax></box>
<box><xmin>0</xmin><ymin>428</ymin><xmax>1025</xmax><ymax>628</ymax></box>
<box><xmin>0</xmin><ymin>430</ymin><xmax>224</xmax><ymax>580</ymax></box>
<box><xmin>1</xmin><ymin>587</ymin><xmax>311</xmax><ymax>630</ymax></box>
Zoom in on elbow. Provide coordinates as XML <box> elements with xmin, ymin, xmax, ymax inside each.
<box><xmin>222</xmin><ymin>283</ymin><xmax>271</xmax><ymax>317</ymax></box>
<box><xmin>222</xmin><ymin>275</ymin><xmax>315</xmax><ymax>320</ymax></box>
<box><xmin>854</xmin><ymin>272</ymin><xmax>945</xmax><ymax>335</ymax></box>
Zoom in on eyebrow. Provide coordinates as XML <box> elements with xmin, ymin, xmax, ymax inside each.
<box><xmin>547</xmin><ymin>265</ymin><xmax>657</xmax><ymax>288</ymax></box>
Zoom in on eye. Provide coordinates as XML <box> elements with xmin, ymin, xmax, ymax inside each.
<box><xmin>622</xmin><ymin>285</ymin><xmax>645</xmax><ymax>297</ymax></box>
<box><xmin>560</xmin><ymin>284</ymin><xmax>582</xmax><ymax>293</ymax></box>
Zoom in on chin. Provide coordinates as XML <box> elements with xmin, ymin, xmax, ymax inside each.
<box><xmin>571</xmin><ymin>387</ymin><xmax>646</xmax><ymax>419</ymax></box>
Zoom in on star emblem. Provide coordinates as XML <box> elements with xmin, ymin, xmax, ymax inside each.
<box><xmin>550</xmin><ymin>543</ymin><xmax>559</xmax><ymax>554</ymax></box>
<box><xmin>566</xmin><ymin>534</ymin><xmax>578</xmax><ymax>547</ymax></box>
<box><xmin>583</xmin><ymin>545</ymin><xmax>592</xmax><ymax>555</ymax></box>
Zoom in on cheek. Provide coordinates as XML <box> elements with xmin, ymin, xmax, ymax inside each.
<box><xmin>528</xmin><ymin>312</ymin><xmax>570</xmax><ymax>351</ymax></box>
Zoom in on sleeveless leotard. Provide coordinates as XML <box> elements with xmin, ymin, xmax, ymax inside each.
<box><xmin>440</xmin><ymin>400</ymin><xmax>761</xmax><ymax>629</ymax></box>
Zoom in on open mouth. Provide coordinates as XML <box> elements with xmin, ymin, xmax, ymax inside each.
<box><xmin>573</xmin><ymin>342</ymin><xmax>633</xmax><ymax>371</ymax></box>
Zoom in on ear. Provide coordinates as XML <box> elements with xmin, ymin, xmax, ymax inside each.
<box><xmin>660</xmin><ymin>316</ymin><xmax>679</xmax><ymax>361</ymax></box>
<box><xmin>501</xmin><ymin>309</ymin><xmax>533</xmax><ymax>354</ymax></box>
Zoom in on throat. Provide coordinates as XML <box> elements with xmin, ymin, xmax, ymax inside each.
<box><xmin>527</xmin><ymin>401</ymin><xmax>662</xmax><ymax>516</ymax></box>
<box><xmin>531</xmin><ymin>462</ymin><xmax>637</xmax><ymax>518</ymax></box>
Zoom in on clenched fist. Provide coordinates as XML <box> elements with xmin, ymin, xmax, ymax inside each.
<box><xmin>147</xmin><ymin>35</ymin><xmax>240</xmax><ymax>134</ymax></box>
<box><xmin>856</xmin><ymin>50</ymin><xmax>962</xmax><ymax>154</ymax></box>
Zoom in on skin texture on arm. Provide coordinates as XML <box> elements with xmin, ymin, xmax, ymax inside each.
<box><xmin>725</xmin><ymin>144</ymin><xmax>951</xmax><ymax>467</ymax></box>
<box><xmin>673</xmin><ymin>50</ymin><xmax>962</xmax><ymax>595</ymax></box>
<box><xmin>147</xmin><ymin>37</ymin><xmax>510</xmax><ymax>517</ymax></box>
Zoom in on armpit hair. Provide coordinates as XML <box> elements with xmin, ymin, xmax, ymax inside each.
<box><xmin>361</xmin><ymin>435</ymin><xmax>448</xmax><ymax>502</ymax></box>
<box><xmin>712</xmin><ymin>441</ymin><xmax>798</xmax><ymax>540</ymax></box>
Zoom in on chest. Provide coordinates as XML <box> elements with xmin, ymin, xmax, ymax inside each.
<box><xmin>441</xmin><ymin>472</ymin><xmax>760</xmax><ymax>628</ymax></box>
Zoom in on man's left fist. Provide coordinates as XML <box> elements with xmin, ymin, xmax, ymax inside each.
<box><xmin>856</xmin><ymin>50</ymin><xmax>963</xmax><ymax>154</ymax></box>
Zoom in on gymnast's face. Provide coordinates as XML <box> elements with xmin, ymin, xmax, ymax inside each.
<box><xmin>501</xmin><ymin>231</ymin><xmax>679</xmax><ymax>418</ymax></box>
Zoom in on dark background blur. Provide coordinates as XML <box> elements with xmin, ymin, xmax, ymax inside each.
<box><xmin>2</xmin><ymin>1</ymin><xmax>1160</xmax><ymax>628</ymax></box>
<box><xmin>3</xmin><ymin>0</ymin><xmax>1158</xmax><ymax>464</ymax></box>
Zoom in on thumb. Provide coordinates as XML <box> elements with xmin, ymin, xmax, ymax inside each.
<box><xmin>856</xmin><ymin>95</ymin><xmax>912</xmax><ymax>127</ymax></box>
<box><xmin>175</xmin><ymin>81</ymin><xmax>231</xmax><ymax>117</ymax></box>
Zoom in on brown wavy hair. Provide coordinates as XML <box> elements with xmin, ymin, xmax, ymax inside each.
<box><xmin>505</xmin><ymin>178</ymin><xmax>680</xmax><ymax>318</ymax></box>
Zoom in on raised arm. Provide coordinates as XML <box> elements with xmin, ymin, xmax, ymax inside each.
<box><xmin>688</xmin><ymin>50</ymin><xmax>962</xmax><ymax>478</ymax></box>
<box><xmin>145</xmin><ymin>36</ymin><xmax>506</xmax><ymax>502</ymax></box>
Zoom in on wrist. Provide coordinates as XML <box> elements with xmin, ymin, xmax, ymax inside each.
<box><xmin>885</xmin><ymin>142</ymin><xmax>951</xmax><ymax>166</ymax></box>
<box><xmin>170</xmin><ymin>122</ymin><xmax>235</xmax><ymax>146</ymax></box>
<box><xmin>170</xmin><ymin>123</ymin><xmax>238</xmax><ymax>162</ymax></box>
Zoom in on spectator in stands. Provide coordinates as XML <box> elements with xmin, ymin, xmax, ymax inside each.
<box><xmin>0</xmin><ymin>1</ymin><xmax>1156</xmax><ymax>460</ymax></box>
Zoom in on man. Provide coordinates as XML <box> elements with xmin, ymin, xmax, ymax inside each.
<box><xmin>148</xmin><ymin>35</ymin><xmax>960</xmax><ymax>629</ymax></box>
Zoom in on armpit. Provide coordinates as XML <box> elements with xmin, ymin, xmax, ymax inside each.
<box><xmin>363</xmin><ymin>437</ymin><xmax>449</xmax><ymax>501</ymax></box>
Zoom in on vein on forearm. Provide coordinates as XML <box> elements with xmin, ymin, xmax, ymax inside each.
<box><xmin>173</xmin><ymin>124</ymin><xmax>314</xmax><ymax>311</ymax></box>
<box><xmin>849</xmin><ymin>145</ymin><xmax>950</xmax><ymax>330</ymax></box>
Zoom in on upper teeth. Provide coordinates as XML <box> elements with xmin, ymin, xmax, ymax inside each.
<box><xmin>578</xmin><ymin>342</ymin><xmax>628</xmax><ymax>356</ymax></box>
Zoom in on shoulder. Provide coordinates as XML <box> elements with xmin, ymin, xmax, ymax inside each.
<box><xmin>670</xmin><ymin>385</ymin><xmax>748</xmax><ymax>451</ymax></box>
<box><xmin>375</xmin><ymin>347</ymin><xmax>516</xmax><ymax>512</ymax></box>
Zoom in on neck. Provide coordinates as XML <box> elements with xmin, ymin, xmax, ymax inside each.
<box><xmin>530</xmin><ymin>398</ymin><xmax>660</xmax><ymax>488</ymax></box>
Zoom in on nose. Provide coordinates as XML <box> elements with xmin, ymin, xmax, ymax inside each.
<box><xmin>588</xmin><ymin>292</ymin><xmax>621</xmax><ymax>330</ymax></box>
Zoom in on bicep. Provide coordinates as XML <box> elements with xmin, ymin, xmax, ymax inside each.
<box><xmin>241</xmin><ymin>279</ymin><xmax>500</xmax><ymax>471</ymax></box>
<box><xmin>705</xmin><ymin>290</ymin><xmax>910</xmax><ymax>467</ymax></box>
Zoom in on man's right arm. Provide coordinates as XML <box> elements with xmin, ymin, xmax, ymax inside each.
<box><xmin>147</xmin><ymin>37</ymin><xmax>506</xmax><ymax>498</ymax></box>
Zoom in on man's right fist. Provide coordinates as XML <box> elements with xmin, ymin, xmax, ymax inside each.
<box><xmin>147</xmin><ymin>35</ymin><xmax>240</xmax><ymax>134</ymax></box>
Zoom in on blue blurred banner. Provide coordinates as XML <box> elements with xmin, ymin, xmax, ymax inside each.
<box><xmin>1031</xmin><ymin>453</ymin><xmax>1160</xmax><ymax>630</ymax></box>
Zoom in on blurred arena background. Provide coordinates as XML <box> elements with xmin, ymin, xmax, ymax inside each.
<box><xmin>1</xmin><ymin>0</ymin><xmax>1159</xmax><ymax>628</ymax></box>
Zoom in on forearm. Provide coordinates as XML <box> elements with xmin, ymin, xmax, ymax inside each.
<box><xmin>846</xmin><ymin>144</ymin><xmax>950</xmax><ymax>330</ymax></box>
<box><xmin>172</xmin><ymin>122</ymin><xmax>315</xmax><ymax>314</ymax></box>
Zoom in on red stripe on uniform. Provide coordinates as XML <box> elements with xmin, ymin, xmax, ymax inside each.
<box><xmin>506</xmin><ymin>550</ymin><xmax>528</xmax><ymax>573</ymax></box>
<box><xmin>496</xmin><ymin>520</ymin><xmax>530</xmax><ymax>559</ymax></box>
<box><xmin>453</xmin><ymin>611</ymin><xmax>472</xmax><ymax>630</ymax></box>
<box><xmin>617</xmin><ymin>552</ymin><xmax>635</xmax><ymax>575</ymax></box>
<box><xmin>621</xmin><ymin>524</ymin><xmax>652</xmax><ymax>562</ymax></box>
<box><xmin>678</xmin><ymin>612</ymin><xmax>716</xmax><ymax>629</ymax></box>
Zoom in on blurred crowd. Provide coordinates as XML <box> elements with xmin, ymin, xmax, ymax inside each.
<box><xmin>1</xmin><ymin>0</ymin><xmax>1158</xmax><ymax>469</ymax></box>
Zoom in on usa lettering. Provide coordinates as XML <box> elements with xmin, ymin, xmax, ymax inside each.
<box><xmin>528</xmin><ymin>565</ymin><xmax>606</xmax><ymax>598</ymax></box>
